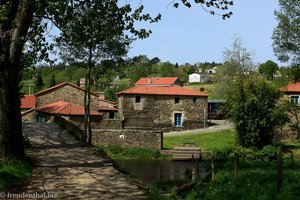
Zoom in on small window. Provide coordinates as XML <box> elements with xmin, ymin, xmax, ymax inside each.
<box><xmin>175</xmin><ymin>97</ymin><xmax>180</xmax><ymax>104</ymax></box>
<box><xmin>135</xmin><ymin>96</ymin><xmax>141</xmax><ymax>103</ymax></box>
<box><xmin>109</xmin><ymin>112</ymin><xmax>115</xmax><ymax>119</ymax></box>
<box><xmin>193</xmin><ymin>97</ymin><xmax>197</xmax><ymax>103</ymax></box>
<box><xmin>291</xmin><ymin>96</ymin><xmax>299</xmax><ymax>104</ymax></box>
<box><xmin>174</xmin><ymin>113</ymin><xmax>182</xmax><ymax>127</ymax></box>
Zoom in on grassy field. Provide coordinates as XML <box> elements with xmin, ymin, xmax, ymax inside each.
<box><xmin>0</xmin><ymin>158</ymin><xmax>32</xmax><ymax>190</ymax></box>
<box><xmin>163</xmin><ymin>129</ymin><xmax>235</xmax><ymax>151</ymax></box>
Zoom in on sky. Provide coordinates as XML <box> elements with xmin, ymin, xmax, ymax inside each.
<box><xmin>126</xmin><ymin>0</ymin><xmax>283</xmax><ymax>66</ymax></box>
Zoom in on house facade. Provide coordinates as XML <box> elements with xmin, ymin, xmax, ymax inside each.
<box><xmin>282</xmin><ymin>82</ymin><xmax>300</xmax><ymax>104</ymax></box>
<box><xmin>118</xmin><ymin>78</ymin><xmax>208</xmax><ymax>131</ymax></box>
<box><xmin>22</xmin><ymin>82</ymin><xmax>117</xmax><ymax>122</ymax></box>
<box><xmin>189</xmin><ymin>73</ymin><xmax>201</xmax><ymax>83</ymax></box>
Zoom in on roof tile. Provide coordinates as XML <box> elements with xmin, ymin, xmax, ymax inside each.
<box><xmin>117</xmin><ymin>86</ymin><xmax>208</xmax><ymax>97</ymax></box>
<box><xmin>37</xmin><ymin>101</ymin><xmax>101</xmax><ymax>116</ymax></box>
<box><xmin>20</xmin><ymin>95</ymin><xmax>36</xmax><ymax>109</ymax></box>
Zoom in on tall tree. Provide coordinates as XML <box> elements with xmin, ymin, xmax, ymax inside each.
<box><xmin>49</xmin><ymin>73</ymin><xmax>56</xmax><ymax>87</ymax></box>
<box><xmin>0</xmin><ymin>0</ymin><xmax>233</xmax><ymax>158</ymax></box>
<box><xmin>272</xmin><ymin>0</ymin><xmax>300</xmax><ymax>65</ymax></box>
<box><xmin>258</xmin><ymin>60</ymin><xmax>279</xmax><ymax>80</ymax></box>
<box><xmin>34</xmin><ymin>72</ymin><xmax>44</xmax><ymax>92</ymax></box>
<box><xmin>226</xmin><ymin>74</ymin><xmax>286</xmax><ymax>148</ymax></box>
<box><xmin>214</xmin><ymin>36</ymin><xmax>256</xmax><ymax>98</ymax></box>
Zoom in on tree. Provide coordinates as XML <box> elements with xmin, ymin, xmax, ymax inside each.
<box><xmin>214</xmin><ymin>36</ymin><xmax>256</xmax><ymax>98</ymax></box>
<box><xmin>35</xmin><ymin>73</ymin><xmax>44</xmax><ymax>92</ymax></box>
<box><xmin>0</xmin><ymin>0</ymin><xmax>233</xmax><ymax>159</ymax></box>
<box><xmin>49</xmin><ymin>74</ymin><xmax>56</xmax><ymax>87</ymax></box>
<box><xmin>258</xmin><ymin>60</ymin><xmax>279</xmax><ymax>80</ymax></box>
<box><xmin>272</xmin><ymin>0</ymin><xmax>300</xmax><ymax>65</ymax></box>
<box><xmin>225</xmin><ymin>74</ymin><xmax>286</xmax><ymax>148</ymax></box>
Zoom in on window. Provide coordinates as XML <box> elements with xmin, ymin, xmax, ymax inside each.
<box><xmin>109</xmin><ymin>112</ymin><xmax>115</xmax><ymax>119</ymax></box>
<box><xmin>174</xmin><ymin>113</ymin><xmax>182</xmax><ymax>127</ymax></box>
<box><xmin>193</xmin><ymin>97</ymin><xmax>197</xmax><ymax>103</ymax></box>
<box><xmin>291</xmin><ymin>96</ymin><xmax>299</xmax><ymax>104</ymax></box>
<box><xmin>175</xmin><ymin>97</ymin><xmax>180</xmax><ymax>104</ymax></box>
<box><xmin>135</xmin><ymin>96</ymin><xmax>141</xmax><ymax>103</ymax></box>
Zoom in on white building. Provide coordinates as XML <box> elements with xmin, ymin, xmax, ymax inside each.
<box><xmin>189</xmin><ymin>73</ymin><xmax>201</xmax><ymax>83</ymax></box>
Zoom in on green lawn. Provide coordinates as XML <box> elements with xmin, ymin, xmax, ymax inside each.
<box><xmin>163</xmin><ymin>129</ymin><xmax>235</xmax><ymax>151</ymax></box>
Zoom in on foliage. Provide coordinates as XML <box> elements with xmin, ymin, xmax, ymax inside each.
<box><xmin>225</xmin><ymin>74</ymin><xmax>287</xmax><ymax>148</ymax></box>
<box><xmin>259</xmin><ymin>60</ymin><xmax>279</xmax><ymax>80</ymax></box>
<box><xmin>96</xmin><ymin>145</ymin><xmax>170</xmax><ymax>160</ymax></box>
<box><xmin>0</xmin><ymin>157</ymin><xmax>32</xmax><ymax>189</ymax></box>
<box><xmin>49</xmin><ymin>73</ymin><xmax>56</xmax><ymax>87</ymax></box>
<box><xmin>272</xmin><ymin>0</ymin><xmax>300</xmax><ymax>65</ymax></box>
<box><xmin>163</xmin><ymin>129</ymin><xmax>235</xmax><ymax>151</ymax></box>
<box><xmin>185</xmin><ymin>159</ymin><xmax>300</xmax><ymax>200</ymax></box>
<box><xmin>214</xmin><ymin>36</ymin><xmax>256</xmax><ymax>98</ymax></box>
<box><xmin>34</xmin><ymin>73</ymin><xmax>44</xmax><ymax>92</ymax></box>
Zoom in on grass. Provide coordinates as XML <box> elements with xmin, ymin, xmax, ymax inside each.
<box><xmin>163</xmin><ymin>129</ymin><xmax>235</xmax><ymax>151</ymax></box>
<box><xmin>0</xmin><ymin>157</ymin><xmax>32</xmax><ymax>190</ymax></box>
<box><xmin>185</xmin><ymin>159</ymin><xmax>300</xmax><ymax>200</ymax></box>
<box><xmin>96</xmin><ymin>144</ymin><xmax>170</xmax><ymax>160</ymax></box>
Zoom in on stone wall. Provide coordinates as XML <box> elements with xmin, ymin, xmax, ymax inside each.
<box><xmin>92</xmin><ymin>129</ymin><xmax>162</xmax><ymax>150</ymax></box>
<box><xmin>118</xmin><ymin>94</ymin><xmax>208</xmax><ymax>131</ymax></box>
<box><xmin>36</xmin><ymin>84</ymin><xmax>99</xmax><ymax>111</ymax></box>
<box><xmin>54</xmin><ymin>116</ymin><xmax>162</xmax><ymax>150</ymax></box>
<box><xmin>22</xmin><ymin>109</ymin><xmax>38</xmax><ymax>122</ymax></box>
<box><xmin>93</xmin><ymin>119</ymin><xmax>122</xmax><ymax>129</ymax></box>
<box><xmin>54</xmin><ymin>116</ymin><xmax>85</xmax><ymax>141</ymax></box>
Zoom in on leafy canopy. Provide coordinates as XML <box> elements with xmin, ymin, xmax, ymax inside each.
<box><xmin>272</xmin><ymin>0</ymin><xmax>300</xmax><ymax>65</ymax></box>
<box><xmin>225</xmin><ymin>74</ymin><xmax>286</xmax><ymax>148</ymax></box>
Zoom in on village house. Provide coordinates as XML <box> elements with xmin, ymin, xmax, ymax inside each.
<box><xmin>117</xmin><ymin>77</ymin><xmax>208</xmax><ymax>131</ymax></box>
<box><xmin>188</xmin><ymin>73</ymin><xmax>213</xmax><ymax>83</ymax></box>
<box><xmin>281</xmin><ymin>81</ymin><xmax>300</xmax><ymax>104</ymax></box>
<box><xmin>278</xmin><ymin>81</ymin><xmax>300</xmax><ymax>141</ymax></box>
<box><xmin>21</xmin><ymin>82</ymin><xmax>117</xmax><ymax>122</ymax></box>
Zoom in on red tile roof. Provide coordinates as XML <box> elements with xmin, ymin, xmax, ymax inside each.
<box><xmin>37</xmin><ymin>101</ymin><xmax>102</xmax><ymax>116</ymax></box>
<box><xmin>20</xmin><ymin>95</ymin><xmax>36</xmax><ymax>109</ymax></box>
<box><xmin>99</xmin><ymin>107</ymin><xmax>118</xmax><ymax>111</ymax></box>
<box><xmin>135</xmin><ymin>77</ymin><xmax>180</xmax><ymax>86</ymax></box>
<box><xmin>282</xmin><ymin>82</ymin><xmax>300</xmax><ymax>93</ymax></box>
<box><xmin>117</xmin><ymin>86</ymin><xmax>208</xmax><ymax>97</ymax></box>
<box><xmin>35</xmin><ymin>82</ymin><xmax>99</xmax><ymax>97</ymax></box>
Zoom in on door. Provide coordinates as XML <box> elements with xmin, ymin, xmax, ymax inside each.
<box><xmin>174</xmin><ymin>113</ymin><xmax>182</xmax><ymax>127</ymax></box>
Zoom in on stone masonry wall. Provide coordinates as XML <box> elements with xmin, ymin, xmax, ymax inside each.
<box><xmin>119</xmin><ymin>94</ymin><xmax>208</xmax><ymax>131</ymax></box>
<box><xmin>36</xmin><ymin>85</ymin><xmax>99</xmax><ymax>111</ymax></box>
<box><xmin>92</xmin><ymin>129</ymin><xmax>162</xmax><ymax>150</ymax></box>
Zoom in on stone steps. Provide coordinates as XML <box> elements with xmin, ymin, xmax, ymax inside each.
<box><xmin>172</xmin><ymin>147</ymin><xmax>202</xmax><ymax>160</ymax></box>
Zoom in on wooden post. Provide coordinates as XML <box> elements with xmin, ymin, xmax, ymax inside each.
<box><xmin>277</xmin><ymin>145</ymin><xmax>283</xmax><ymax>194</ymax></box>
<box><xmin>211</xmin><ymin>154</ymin><xmax>215</xmax><ymax>183</ymax></box>
<box><xmin>196</xmin><ymin>157</ymin><xmax>199</xmax><ymax>180</ymax></box>
<box><xmin>234</xmin><ymin>152</ymin><xmax>239</xmax><ymax>187</ymax></box>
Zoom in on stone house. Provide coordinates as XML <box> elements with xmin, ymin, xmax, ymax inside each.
<box><xmin>117</xmin><ymin>78</ymin><xmax>208</xmax><ymax>131</ymax></box>
<box><xmin>22</xmin><ymin>82</ymin><xmax>117</xmax><ymax>122</ymax></box>
<box><xmin>281</xmin><ymin>82</ymin><xmax>300</xmax><ymax>104</ymax></box>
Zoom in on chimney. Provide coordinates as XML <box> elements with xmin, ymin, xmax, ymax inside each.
<box><xmin>148</xmin><ymin>78</ymin><xmax>152</xmax><ymax>84</ymax></box>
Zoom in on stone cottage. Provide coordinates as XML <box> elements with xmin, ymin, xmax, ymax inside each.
<box><xmin>279</xmin><ymin>82</ymin><xmax>300</xmax><ymax>141</ymax></box>
<box><xmin>22</xmin><ymin>82</ymin><xmax>117</xmax><ymax>122</ymax></box>
<box><xmin>117</xmin><ymin>77</ymin><xmax>208</xmax><ymax>131</ymax></box>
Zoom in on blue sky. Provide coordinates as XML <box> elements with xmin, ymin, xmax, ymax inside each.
<box><xmin>127</xmin><ymin>0</ymin><xmax>283</xmax><ymax>66</ymax></box>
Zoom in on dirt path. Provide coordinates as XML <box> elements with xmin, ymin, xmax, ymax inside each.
<box><xmin>164</xmin><ymin>120</ymin><xmax>233</xmax><ymax>137</ymax></box>
<box><xmin>15</xmin><ymin>123</ymin><xmax>148</xmax><ymax>200</ymax></box>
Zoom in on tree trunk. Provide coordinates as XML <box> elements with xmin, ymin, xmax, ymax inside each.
<box><xmin>0</xmin><ymin>0</ymin><xmax>36</xmax><ymax>159</ymax></box>
<box><xmin>86</xmin><ymin>62</ymin><xmax>92</xmax><ymax>144</ymax></box>
<box><xmin>0</xmin><ymin>67</ymin><xmax>25</xmax><ymax>159</ymax></box>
